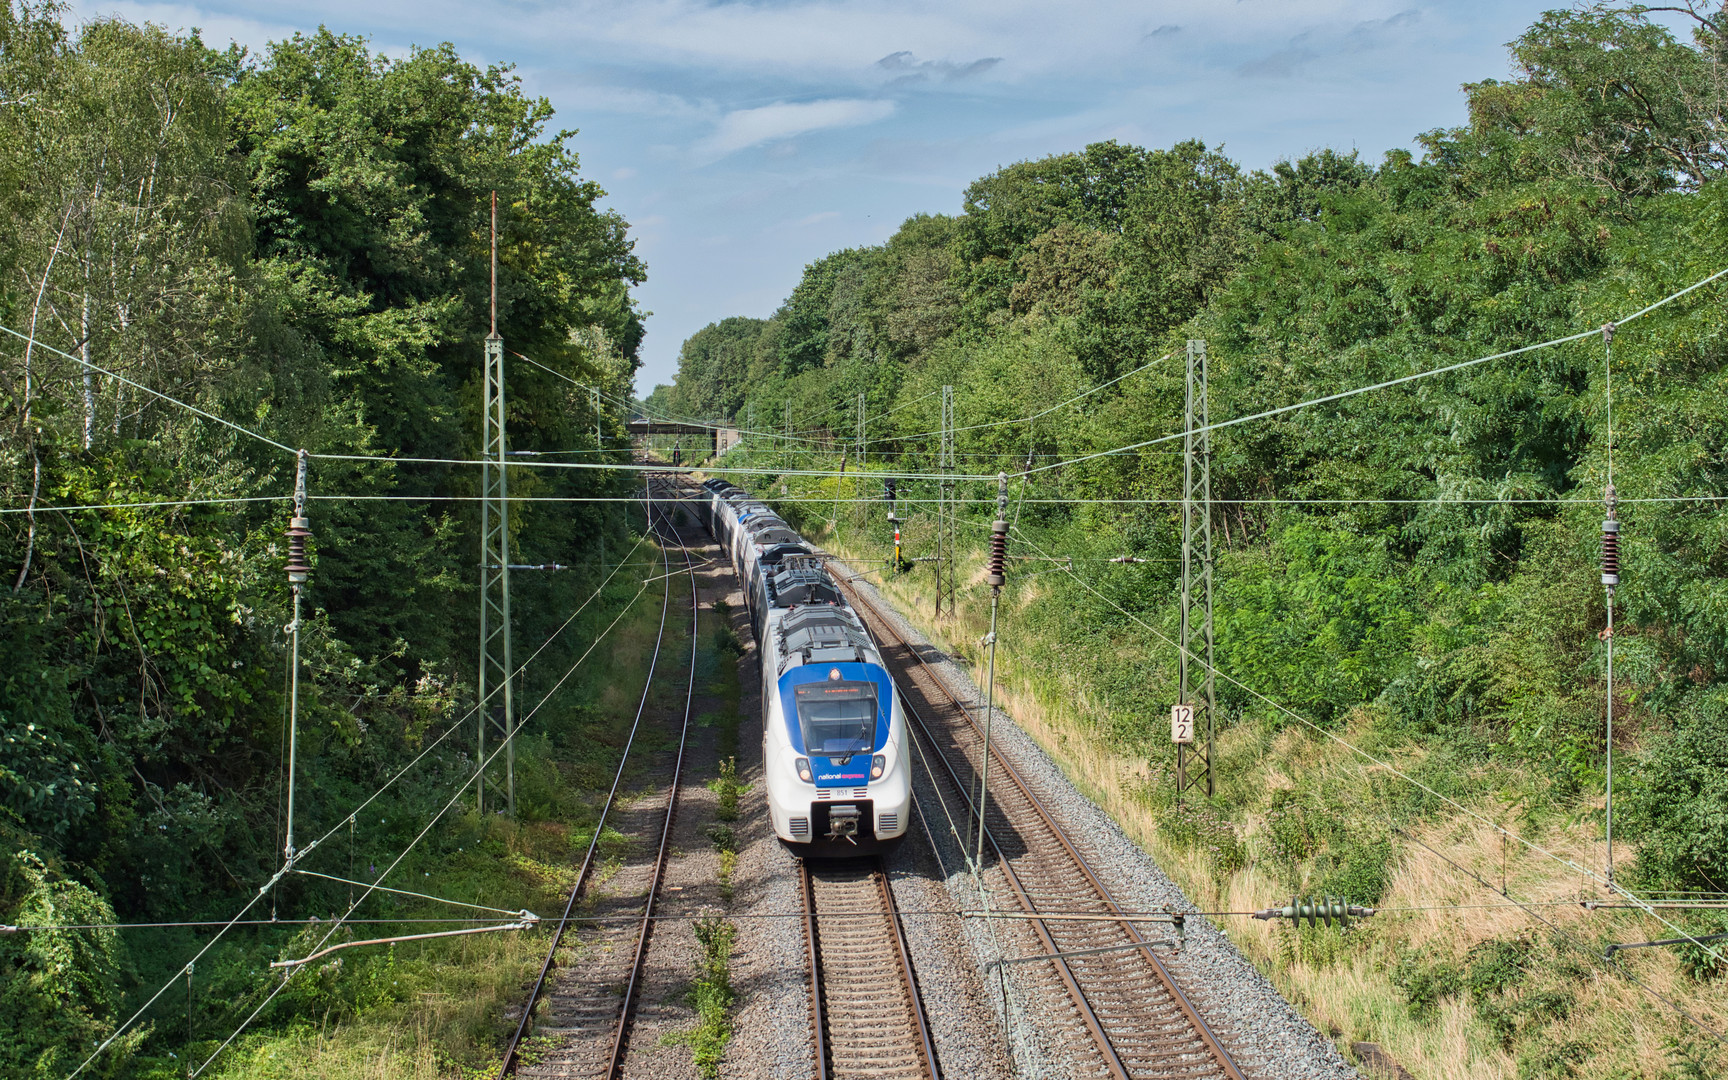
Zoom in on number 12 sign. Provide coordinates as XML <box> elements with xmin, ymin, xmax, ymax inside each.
<box><xmin>1170</xmin><ymin>703</ymin><xmax>1195</xmax><ymax>744</ymax></box>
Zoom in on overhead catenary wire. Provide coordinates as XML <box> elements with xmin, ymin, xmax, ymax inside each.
<box><xmin>3</xmin><ymin>897</ymin><xmax>1649</xmax><ymax>934</ymax></box>
<box><xmin>308</xmin><ymin>492</ymin><xmax>1728</xmax><ymax>507</ymax></box>
<box><xmin>513</xmin><ymin>349</ymin><xmax>819</xmax><ymax>445</ymax></box>
<box><xmin>16</xmin><ymin>490</ymin><xmax>1728</xmax><ymax>518</ymax></box>
<box><xmin>0</xmin><ymin>324</ymin><xmax>298</xmax><ymax>455</ymax></box>
<box><xmin>879</xmin><ymin>351</ymin><xmax>1176</xmax><ymax>444</ymax></box>
<box><xmin>39</xmin><ymin>204</ymin><xmax>1728</xmax><ymax>1073</ymax></box>
<box><xmin>0</xmin><ymin>495</ymin><xmax>289</xmax><ymax>514</ymax></box>
<box><xmin>186</xmin><ymin>566</ymin><xmax>657</xmax><ymax>1079</ymax></box>
<box><xmin>65</xmin><ymin>522</ymin><xmax>653</xmax><ymax>1078</ymax></box>
<box><xmin>188</xmin><ymin>721</ymin><xmax>536</xmax><ymax>1077</ymax></box>
<box><xmin>1018</xmin><ymin>266</ymin><xmax>1728</xmax><ymax>479</ymax></box>
<box><xmin>1396</xmin><ymin>824</ymin><xmax>1725</xmax><ymax>1044</ymax></box>
<box><xmin>1004</xmin><ymin>523</ymin><xmax>1727</xmax><ymax>967</ymax></box>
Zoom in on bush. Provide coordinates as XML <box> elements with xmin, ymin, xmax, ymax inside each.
<box><xmin>1623</xmin><ymin>690</ymin><xmax>1728</xmax><ymax>893</ymax></box>
<box><xmin>1390</xmin><ymin>950</ymin><xmax>1462</xmax><ymax>1020</ymax></box>
<box><xmin>0</xmin><ymin>850</ymin><xmax>133</xmax><ymax>1076</ymax></box>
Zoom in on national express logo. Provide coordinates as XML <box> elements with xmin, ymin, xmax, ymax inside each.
<box><xmin>819</xmin><ymin>773</ymin><xmax>867</xmax><ymax>782</ymax></box>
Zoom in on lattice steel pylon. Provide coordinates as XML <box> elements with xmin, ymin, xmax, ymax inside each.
<box><xmin>1177</xmin><ymin>339</ymin><xmax>1216</xmax><ymax>802</ymax></box>
<box><xmin>478</xmin><ymin>196</ymin><xmax>515</xmax><ymax>817</ymax></box>
<box><xmin>934</xmin><ymin>384</ymin><xmax>958</xmax><ymax>618</ymax></box>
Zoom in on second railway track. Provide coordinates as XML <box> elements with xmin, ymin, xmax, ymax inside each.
<box><xmin>500</xmin><ymin>480</ymin><xmax>699</xmax><ymax>1080</ymax></box>
<box><xmin>800</xmin><ymin>856</ymin><xmax>940</xmax><ymax>1080</ymax></box>
<box><xmin>833</xmin><ymin>573</ymin><xmax>1252</xmax><ymax>1080</ymax></box>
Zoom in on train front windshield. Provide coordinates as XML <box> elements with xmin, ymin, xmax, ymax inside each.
<box><xmin>794</xmin><ymin>681</ymin><xmax>877</xmax><ymax>757</ymax></box>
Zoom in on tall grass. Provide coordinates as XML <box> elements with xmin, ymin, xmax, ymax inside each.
<box><xmin>815</xmin><ymin>516</ymin><xmax>1727</xmax><ymax>1080</ymax></box>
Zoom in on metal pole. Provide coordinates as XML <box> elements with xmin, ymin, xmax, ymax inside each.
<box><xmin>857</xmin><ymin>391</ymin><xmax>867</xmax><ymax>467</ymax></box>
<box><xmin>478</xmin><ymin>192</ymin><xmax>516</xmax><ymax>816</ymax></box>
<box><xmin>974</xmin><ymin>474</ymin><xmax>1009</xmax><ymax>871</ymax></box>
<box><xmin>1602</xmin><ymin>322</ymin><xmax>1618</xmax><ymax>886</ymax></box>
<box><xmin>594</xmin><ymin>387</ymin><xmax>602</xmax><ymax>449</ymax></box>
<box><xmin>1177</xmin><ymin>341</ymin><xmax>1216</xmax><ymax>804</ymax></box>
<box><xmin>1606</xmin><ymin>570</ymin><xmax>1615</xmax><ymax>883</ymax></box>
<box><xmin>283</xmin><ymin>450</ymin><xmax>310</xmax><ymax>865</ymax></box>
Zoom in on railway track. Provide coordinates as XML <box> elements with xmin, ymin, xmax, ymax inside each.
<box><xmin>800</xmin><ymin>857</ymin><xmax>940</xmax><ymax>1080</ymax></box>
<box><xmin>499</xmin><ymin>480</ymin><xmax>699</xmax><ymax>1079</ymax></box>
<box><xmin>834</xmin><ymin>575</ymin><xmax>1251</xmax><ymax>1080</ymax></box>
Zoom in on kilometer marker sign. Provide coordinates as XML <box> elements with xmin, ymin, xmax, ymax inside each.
<box><xmin>1170</xmin><ymin>703</ymin><xmax>1194</xmax><ymax>744</ymax></box>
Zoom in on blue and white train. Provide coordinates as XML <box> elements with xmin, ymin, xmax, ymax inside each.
<box><xmin>697</xmin><ymin>479</ymin><xmax>911</xmax><ymax>856</ymax></box>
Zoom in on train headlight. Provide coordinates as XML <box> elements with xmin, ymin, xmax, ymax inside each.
<box><xmin>870</xmin><ymin>755</ymin><xmax>886</xmax><ymax>780</ymax></box>
<box><xmin>795</xmin><ymin>757</ymin><xmax>813</xmax><ymax>783</ymax></box>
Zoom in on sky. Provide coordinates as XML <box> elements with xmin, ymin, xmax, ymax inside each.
<box><xmin>63</xmin><ymin>1</ymin><xmax>1674</xmax><ymax>397</ymax></box>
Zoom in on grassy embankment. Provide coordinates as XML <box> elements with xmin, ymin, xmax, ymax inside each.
<box><xmin>173</xmin><ymin>538</ymin><xmax>680</xmax><ymax>1080</ymax></box>
<box><xmin>790</xmin><ymin>495</ymin><xmax>1723</xmax><ymax>1080</ymax></box>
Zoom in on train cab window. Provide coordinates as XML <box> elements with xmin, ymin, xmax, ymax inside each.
<box><xmin>793</xmin><ymin>681</ymin><xmax>878</xmax><ymax>758</ymax></box>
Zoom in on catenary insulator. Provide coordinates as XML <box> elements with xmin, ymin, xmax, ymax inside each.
<box><xmin>285</xmin><ymin>516</ymin><xmax>312</xmax><ymax>585</ymax></box>
<box><xmin>1601</xmin><ymin>519</ymin><xmax>1619</xmax><ymax>587</ymax></box>
<box><xmin>986</xmin><ymin>519</ymin><xmax>1007</xmax><ymax>587</ymax></box>
<box><xmin>1251</xmin><ymin>895</ymin><xmax>1376</xmax><ymax>928</ymax></box>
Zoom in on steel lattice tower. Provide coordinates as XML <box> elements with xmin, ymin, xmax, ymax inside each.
<box><xmin>1178</xmin><ymin>339</ymin><xmax>1216</xmax><ymax>801</ymax></box>
<box><xmin>478</xmin><ymin>332</ymin><xmax>515</xmax><ymax>816</ymax></box>
<box><xmin>478</xmin><ymin>196</ymin><xmax>516</xmax><ymax>817</ymax></box>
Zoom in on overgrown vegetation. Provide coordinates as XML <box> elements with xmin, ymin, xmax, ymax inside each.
<box><xmin>661</xmin><ymin>916</ymin><xmax>735</xmax><ymax>1080</ymax></box>
<box><xmin>664</xmin><ymin>5</ymin><xmax>1728</xmax><ymax>1075</ymax></box>
<box><xmin>0</xmin><ymin>2</ymin><xmax>647</xmax><ymax>1073</ymax></box>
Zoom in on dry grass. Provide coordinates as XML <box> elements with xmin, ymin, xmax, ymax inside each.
<box><xmin>832</xmin><ymin>536</ymin><xmax>1727</xmax><ymax>1080</ymax></box>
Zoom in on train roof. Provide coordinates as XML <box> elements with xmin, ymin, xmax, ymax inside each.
<box><xmin>758</xmin><ymin>542</ymin><xmax>811</xmax><ymax>566</ymax></box>
<box><xmin>773</xmin><ymin>603</ymin><xmax>876</xmax><ymax>674</ymax></box>
<box><xmin>747</xmin><ymin>523</ymin><xmax>800</xmax><ymax>546</ymax></box>
<box><xmin>767</xmin><ymin>562</ymin><xmax>841</xmax><ymax>608</ymax></box>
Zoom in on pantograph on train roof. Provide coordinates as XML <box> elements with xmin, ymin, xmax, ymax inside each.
<box><xmin>775</xmin><ymin>604</ymin><xmax>876</xmax><ymax>673</ymax></box>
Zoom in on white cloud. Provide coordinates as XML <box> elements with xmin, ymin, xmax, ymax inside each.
<box><xmin>68</xmin><ymin>0</ymin><xmax>296</xmax><ymax>50</ymax></box>
<box><xmin>694</xmin><ymin>99</ymin><xmax>896</xmax><ymax>162</ymax></box>
<box><xmin>513</xmin><ymin>0</ymin><xmax>1434</xmax><ymax>85</ymax></box>
<box><xmin>552</xmin><ymin>83</ymin><xmax>712</xmax><ymax>120</ymax></box>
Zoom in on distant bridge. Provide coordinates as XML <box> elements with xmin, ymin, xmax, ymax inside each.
<box><xmin>625</xmin><ymin>418</ymin><xmax>742</xmax><ymax>454</ymax></box>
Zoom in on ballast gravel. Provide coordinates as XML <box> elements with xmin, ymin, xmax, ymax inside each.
<box><xmin>836</xmin><ymin>562</ymin><xmax>1363</xmax><ymax>1080</ymax></box>
<box><xmin>719</xmin><ymin>561</ymin><xmax>1018</xmax><ymax>1080</ymax></box>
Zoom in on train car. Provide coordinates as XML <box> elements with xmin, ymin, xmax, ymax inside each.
<box><xmin>733</xmin><ymin>514</ymin><xmax>803</xmax><ymax>586</ymax></box>
<box><xmin>757</xmin><ymin>557</ymin><xmax>910</xmax><ymax>855</ymax></box>
<box><xmin>693</xmin><ymin>480</ymin><xmax>910</xmax><ymax>856</ymax></box>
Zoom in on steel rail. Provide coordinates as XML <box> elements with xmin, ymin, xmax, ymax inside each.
<box><xmin>799</xmin><ymin>856</ymin><xmax>940</xmax><ymax>1080</ymax></box>
<box><xmin>603</xmin><ymin>480</ymin><xmax>700</xmax><ymax>1075</ymax></box>
<box><xmin>876</xmin><ymin>859</ymin><xmax>942</xmax><ymax>1079</ymax></box>
<box><xmin>496</xmin><ymin>480</ymin><xmax>692</xmax><ymax>1077</ymax></box>
<box><xmin>801</xmin><ymin>862</ymin><xmax>830</xmax><ymax>1080</ymax></box>
<box><xmin>835</xmin><ymin>576</ymin><xmax>1246</xmax><ymax>1080</ymax></box>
